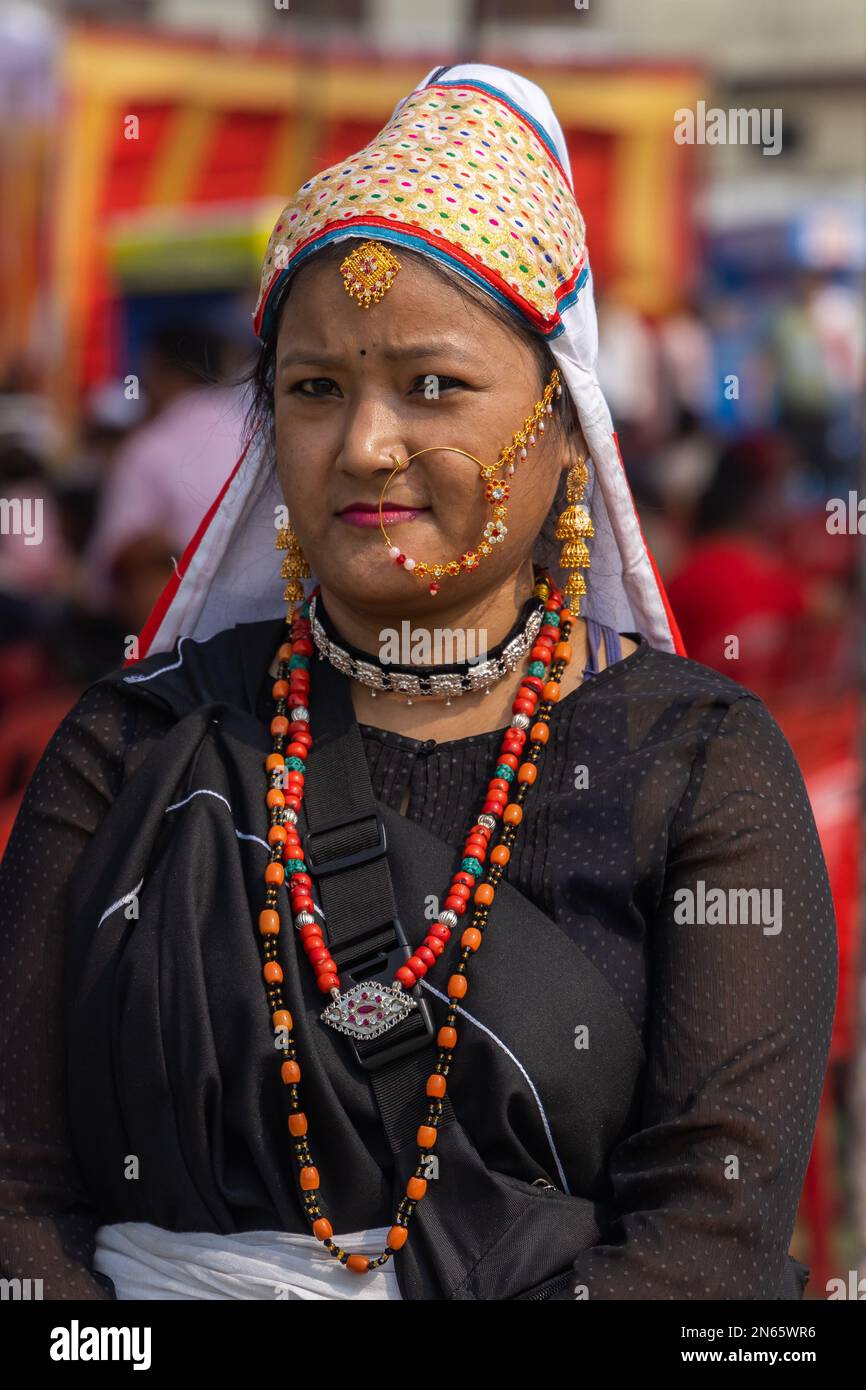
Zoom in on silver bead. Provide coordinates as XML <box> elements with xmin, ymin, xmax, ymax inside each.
<box><xmin>283</xmin><ymin>807</ymin><xmax>298</xmax><ymax>826</ymax></box>
<box><xmin>294</xmin><ymin>911</ymin><xmax>315</xmax><ymax>929</ymax></box>
<box><xmin>439</xmin><ymin>909</ymin><xmax>458</xmax><ymax>929</ymax></box>
<box><xmin>477</xmin><ymin>814</ymin><xmax>497</xmax><ymax>831</ymax></box>
<box><xmin>511</xmin><ymin>712</ymin><xmax>530</xmax><ymax>730</ymax></box>
<box><xmin>292</xmin><ymin>706</ymin><xmax>310</xmax><ymax>722</ymax></box>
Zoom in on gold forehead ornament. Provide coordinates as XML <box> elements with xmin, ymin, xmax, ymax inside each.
<box><xmin>339</xmin><ymin>240</ymin><xmax>402</xmax><ymax>307</ymax></box>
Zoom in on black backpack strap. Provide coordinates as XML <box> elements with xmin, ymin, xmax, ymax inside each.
<box><xmin>301</xmin><ymin>653</ymin><xmax>456</xmax><ymax>1140</ymax></box>
<box><xmin>299</xmin><ymin>653</ymin><xmax>613</xmax><ymax>1301</ymax></box>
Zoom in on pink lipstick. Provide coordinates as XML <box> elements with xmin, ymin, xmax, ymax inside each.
<box><xmin>337</xmin><ymin>503</ymin><xmax>429</xmax><ymax>528</ymax></box>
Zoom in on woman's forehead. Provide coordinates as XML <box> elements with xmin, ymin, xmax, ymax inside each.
<box><xmin>275</xmin><ymin>254</ymin><xmax>526</xmax><ymax>359</ymax></box>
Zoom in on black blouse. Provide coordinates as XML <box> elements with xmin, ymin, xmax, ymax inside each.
<box><xmin>0</xmin><ymin>617</ymin><xmax>837</xmax><ymax>1300</ymax></box>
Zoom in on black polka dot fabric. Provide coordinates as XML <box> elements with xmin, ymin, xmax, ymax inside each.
<box><xmin>0</xmin><ymin>622</ymin><xmax>837</xmax><ymax>1299</ymax></box>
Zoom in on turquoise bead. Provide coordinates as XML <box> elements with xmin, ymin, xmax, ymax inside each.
<box><xmin>284</xmin><ymin>858</ymin><xmax>306</xmax><ymax>873</ymax></box>
<box><xmin>494</xmin><ymin>763</ymin><xmax>515</xmax><ymax>782</ymax></box>
<box><xmin>545</xmin><ymin>610</ymin><xmax>561</xmax><ymax>626</ymax></box>
<box><xmin>289</xmin><ymin>654</ymin><xmax>309</xmax><ymax>670</ymax></box>
<box><xmin>460</xmin><ymin>856</ymin><xmax>483</xmax><ymax>878</ymax></box>
<box><xmin>285</xmin><ymin>756</ymin><xmax>306</xmax><ymax>772</ymax></box>
<box><xmin>528</xmin><ymin>660</ymin><xmax>545</xmax><ymax>677</ymax></box>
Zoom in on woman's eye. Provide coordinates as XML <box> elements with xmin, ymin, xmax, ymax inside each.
<box><xmin>293</xmin><ymin>378</ymin><xmax>338</xmax><ymax>396</ymax></box>
<box><xmin>412</xmin><ymin>374</ymin><xmax>465</xmax><ymax>393</ymax></box>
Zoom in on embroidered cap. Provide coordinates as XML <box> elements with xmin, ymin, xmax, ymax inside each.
<box><xmin>252</xmin><ymin>78</ymin><xmax>588</xmax><ymax>342</ymax></box>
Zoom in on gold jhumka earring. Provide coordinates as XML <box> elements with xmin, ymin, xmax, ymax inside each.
<box><xmin>554</xmin><ymin>453</ymin><xmax>594</xmax><ymax>615</ymax></box>
<box><xmin>275</xmin><ymin>522</ymin><xmax>311</xmax><ymax>618</ymax></box>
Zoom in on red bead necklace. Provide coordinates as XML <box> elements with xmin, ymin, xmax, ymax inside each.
<box><xmin>256</xmin><ymin>570</ymin><xmax>571</xmax><ymax>1274</ymax></box>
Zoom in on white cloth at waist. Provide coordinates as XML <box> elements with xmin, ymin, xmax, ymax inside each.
<box><xmin>93</xmin><ymin>1222</ymin><xmax>402</xmax><ymax>1300</ymax></box>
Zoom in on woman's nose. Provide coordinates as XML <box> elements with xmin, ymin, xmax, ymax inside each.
<box><xmin>335</xmin><ymin>395</ymin><xmax>407</xmax><ymax>481</ymax></box>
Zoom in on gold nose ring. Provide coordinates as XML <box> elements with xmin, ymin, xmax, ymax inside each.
<box><xmin>374</xmin><ymin>365</ymin><xmax>560</xmax><ymax>595</ymax></box>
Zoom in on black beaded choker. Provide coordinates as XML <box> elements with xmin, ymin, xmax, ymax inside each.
<box><xmin>308</xmin><ymin>581</ymin><xmax>548</xmax><ymax>703</ymax></box>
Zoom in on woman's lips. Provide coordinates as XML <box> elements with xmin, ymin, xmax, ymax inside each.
<box><xmin>337</xmin><ymin>505</ymin><xmax>429</xmax><ymax>528</ymax></box>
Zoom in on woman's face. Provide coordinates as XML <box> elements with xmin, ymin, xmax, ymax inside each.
<box><xmin>272</xmin><ymin>251</ymin><xmax>574</xmax><ymax>617</ymax></box>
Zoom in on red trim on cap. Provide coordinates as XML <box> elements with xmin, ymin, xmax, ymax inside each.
<box><xmin>254</xmin><ymin>216</ymin><xmax>584</xmax><ymax>341</ymax></box>
<box><xmin>611</xmin><ymin>430</ymin><xmax>687</xmax><ymax>657</ymax></box>
<box><xmin>125</xmin><ymin>437</ymin><xmax>252</xmax><ymax>666</ymax></box>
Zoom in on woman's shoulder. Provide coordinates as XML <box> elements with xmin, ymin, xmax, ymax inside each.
<box><xmin>588</xmin><ymin>633</ymin><xmax>803</xmax><ymax>779</ymax></box>
<box><xmin>36</xmin><ymin>616</ymin><xmax>286</xmax><ymax>781</ymax></box>
<box><xmin>589</xmin><ymin>627</ymin><xmax>767</xmax><ymax>712</ymax></box>
<box><xmin>93</xmin><ymin>615</ymin><xmax>286</xmax><ymax>721</ymax></box>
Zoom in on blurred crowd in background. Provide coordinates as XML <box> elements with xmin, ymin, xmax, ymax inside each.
<box><xmin>0</xmin><ymin>0</ymin><xmax>863</xmax><ymax>1290</ymax></box>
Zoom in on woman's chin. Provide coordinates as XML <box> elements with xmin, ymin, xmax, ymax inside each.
<box><xmin>313</xmin><ymin>531</ymin><xmax>473</xmax><ymax>611</ymax></box>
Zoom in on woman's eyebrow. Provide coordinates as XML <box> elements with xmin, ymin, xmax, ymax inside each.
<box><xmin>277</xmin><ymin>340</ymin><xmax>474</xmax><ymax>371</ymax></box>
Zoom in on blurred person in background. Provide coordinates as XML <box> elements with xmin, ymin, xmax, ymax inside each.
<box><xmin>640</xmin><ymin>406</ymin><xmax>717</xmax><ymax>577</ymax></box>
<box><xmin>0</xmin><ymin>437</ymin><xmax>73</xmax><ymax>644</ymax></box>
<box><xmin>83</xmin><ymin>321</ymin><xmax>248</xmax><ymax>625</ymax></box>
<box><xmin>595</xmin><ymin>281</ymin><xmax>661</xmax><ymax>490</ymax></box>
<box><xmin>768</xmin><ymin>270</ymin><xmax>864</xmax><ymax>492</ymax></box>
<box><xmin>704</xmin><ymin>293</ymin><xmax>776</xmax><ymax>438</ymax></box>
<box><xmin>44</xmin><ymin>380</ymin><xmax>146</xmax><ymax>618</ymax></box>
<box><xmin>656</xmin><ymin>294</ymin><xmax>716</xmax><ymax>427</ymax></box>
<box><xmin>665</xmin><ymin>433</ymin><xmax>846</xmax><ymax>703</ymax></box>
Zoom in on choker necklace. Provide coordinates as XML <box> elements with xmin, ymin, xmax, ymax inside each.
<box><xmin>309</xmin><ymin>589</ymin><xmax>545</xmax><ymax>704</ymax></box>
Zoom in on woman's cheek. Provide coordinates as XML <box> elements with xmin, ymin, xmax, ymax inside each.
<box><xmin>438</xmin><ymin>465</ymin><xmax>486</xmax><ymax>529</ymax></box>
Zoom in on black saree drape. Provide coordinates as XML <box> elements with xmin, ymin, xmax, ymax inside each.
<box><xmin>61</xmin><ymin>618</ymin><xmax>645</xmax><ymax>1299</ymax></box>
<box><xmin>55</xmin><ymin>616</ymin><xmax>819</xmax><ymax>1300</ymax></box>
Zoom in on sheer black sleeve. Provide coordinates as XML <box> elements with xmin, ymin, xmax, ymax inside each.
<box><xmin>563</xmin><ymin>692</ymin><xmax>838</xmax><ymax>1299</ymax></box>
<box><xmin>0</xmin><ymin>681</ymin><xmax>171</xmax><ymax>1299</ymax></box>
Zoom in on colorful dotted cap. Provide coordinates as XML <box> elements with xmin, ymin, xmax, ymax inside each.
<box><xmin>252</xmin><ymin>71</ymin><xmax>588</xmax><ymax>342</ymax></box>
<box><xmin>131</xmin><ymin>63</ymin><xmax>685</xmax><ymax>663</ymax></box>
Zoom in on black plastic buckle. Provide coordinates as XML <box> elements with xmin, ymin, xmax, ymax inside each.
<box><xmin>340</xmin><ymin>920</ymin><xmax>436</xmax><ymax>1072</ymax></box>
<box><xmin>302</xmin><ymin>810</ymin><xmax>387</xmax><ymax>878</ymax></box>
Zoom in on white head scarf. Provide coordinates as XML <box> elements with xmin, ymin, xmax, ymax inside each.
<box><xmin>132</xmin><ymin>62</ymin><xmax>685</xmax><ymax>661</ymax></box>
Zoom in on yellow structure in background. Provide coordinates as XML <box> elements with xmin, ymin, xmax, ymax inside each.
<box><xmin>50</xmin><ymin>26</ymin><xmax>703</xmax><ymax>432</ymax></box>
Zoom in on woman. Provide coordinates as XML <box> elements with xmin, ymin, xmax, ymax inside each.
<box><xmin>0</xmin><ymin>63</ymin><xmax>837</xmax><ymax>1301</ymax></box>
